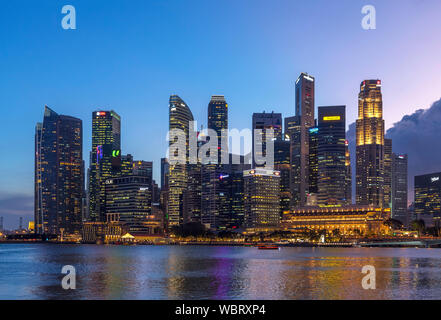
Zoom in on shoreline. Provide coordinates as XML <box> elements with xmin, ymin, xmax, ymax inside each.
<box><xmin>1</xmin><ymin>241</ymin><xmax>439</xmax><ymax>248</ymax></box>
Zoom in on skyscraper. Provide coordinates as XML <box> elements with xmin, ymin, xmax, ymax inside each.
<box><xmin>207</xmin><ymin>95</ymin><xmax>228</xmax><ymax>163</ymax></box>
<box><xmin>252</xmin><ymin>112</ymin><xmax>282</xmax><ymax>167</ymax></box>
<box><xmin>35</xmin><ymin>106</ymin><xmax>83</xmax><ymax>235</ymax></box>
<box><xmin>345</xmin><ymin>140</ymin><xmax>352</xmax><ymax>205</ymax></box>
<box><xmin>274</xmin><ymin>139</ymin><xmax>291</xmax><ymax>215</ymax></box>
<box><xmin>295</xmin><ymin>72</ymin><xmax>315</xmax><ymax>206</ymax></box>
<box><xmin>168</xmin><ymin>95</ymin><xmax>194</xmax><ymax>226</ymax></box>
<box><xmin>415</xmin><ymin>172</ymin><xmax>440</xmax><ymax>228</ymax></box>
<box><xmin>104</xmin><ymin>175</ymin><xmax>156</xmax><ymax>235</ymax></box>
<box><xmin>284</xmin><ymin>116</ymin><xmax>301</xmax><ymax>207</ymax></box>
<box><xmin>391</xmin><ymin>154</ymin><xmax>408</xmax><ymax>226</ymax></box>
<box><xmin>308</xmin><ymin>126</ymin><xmax>319</xmax><ymax>201</ymax></box>
<box><xmin>243</xmin><ymin>168</ymin><xmax>281</xmax><ymax>230</ymax></box>
<box><xmin>317</xmin><ymin>106</ymin><xmax>347</xmax><ymax>206</ymax></box>
<box><xmin>384</xmin><ymin>138</ymin><xmax>393</xmax><ymax>208</ymax></box>
<box><xmin>356</xmin><ymin>80</ymin><xmax>385</xmax><ymax>207</ymax></box>
<box><xmin>88</xmin><ymin>110</ymin><xmax>121</xmax><ymax>222</ymax></box>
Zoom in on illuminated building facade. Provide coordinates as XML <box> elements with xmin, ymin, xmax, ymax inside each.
<box><xmin>282</xmin><ymin>206</ymin><xmax>391</xmax><ymax>236</ymax></box>
<box><xmin>295</xmin><ymin>72</ymin><xmax>315</xmax><ymax>206</ymax></box>
<box><xmin>252</xmin><ymin>111</ymin><xmax>282</xmax><ymax>167</ymax></box>
<box><xmin>356</xmin><ymin>80</ymin><xmax>385</xmax><ymax>207</ymax></box>
<box><xmin>104</xmin><ymin>175</ymin><xmax>162</xmax><ymax>236</ymax></box>
<box><xmin>345</xmin><ymin>141</ymin><xmax>352</xmax><ymax>204</ymax></box>
<box><xmin>384</xmin><ymin>138</ymin><xmax>393</xmax><ymax>208</ymax></box>
<box><xmin>35</xmin><ymin>106</ymin><xmax>83</xmax><ymax>235</ymax></box>
<box><xmin>415</xmin><ymin>172</ymin><xmax>441</xmax><ymax>228</ymax></box>
<box><xmin>88</xmin><ymin>110</ymin><xmax>121</xmax><ymax>222</ymax></box>
<box><xmin>284</xmin><ymin>116</ymin><xmax>301</xmax><ymax>207</ymax></box>
<box><xmin>317</xmin><ymin>106</ymin><xmax>347</xmax><ymax>205</ymax></box>
<box><xmin>243</xmin><ymin>168</ymin><xmax>281</xmax><ymax>230</ymax></box>
<box><xmin>391</xmin><ymin>153</ymin><xmax>408</xmax><ymax>226</ymax></box>
<box><xmin>274</xmin><ymin>139</ymin><xmax>291</xmax><ymax>215</ymax></box>
<box><xmin>168</xmin><ymin>95</ymin><xmax>194</xmax><ymax>226</ymax></box>
<box><xmin>208</xmin><ymin>95</ymin><xmax>228</xmax><ymax>162</ymax></box>
<box><xmin>308</xmin><ymin>126</ymin><xmax>319</xmax><ymax>197</ymax></box>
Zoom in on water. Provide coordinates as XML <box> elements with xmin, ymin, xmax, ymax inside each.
<box><xmin>1</xmin><ymin>244</ymin><xmax>440</xmax><ymax>300</ymax></box>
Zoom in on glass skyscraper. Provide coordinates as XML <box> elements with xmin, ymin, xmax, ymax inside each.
<box><xmin>88</xmin><ymin>110</ymin><xmax>121</xmax><ymax>222</ymax></box>
<box><xmin>317</xmin><ymin>106</ymin><xmax>347</xmax><ymax>206</ymax></box>
<box><xmin>356</xmin><ymin>80</ymin><xmax>385</xmax><ymax>207</ymax></box>
<box><xmin>168</xmin><ymin>95</ymin><xmax>194</xmax><ymax>226</ymax></box>
<box><xmin>295</xmin><ymin>72</ymin><xmax>315</xmax><ymax>206</ymax></box>
<box><xmin>35</xmin><ymin>106</ymin><xmax>83</xmax><ymax>235</ymax></box>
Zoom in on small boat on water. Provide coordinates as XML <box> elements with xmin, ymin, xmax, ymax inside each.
<box><xmin>257</xmin><ymin>244</ymin><xmax>280</xmax><ymax>250</ymax></box>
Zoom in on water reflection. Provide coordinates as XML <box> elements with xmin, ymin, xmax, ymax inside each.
<box><xmin>1</xmin><ymin>244</ymin><xmax>441</xmax><ymax>299</ymax></box>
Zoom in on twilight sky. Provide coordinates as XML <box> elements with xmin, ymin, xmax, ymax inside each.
<box><xmin>1</xmin><ymin>0</ymin><xmax>441</xmax><ymax>229</ymax></box>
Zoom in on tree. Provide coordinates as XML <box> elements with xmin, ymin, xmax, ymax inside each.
<box><xmin>410</xmin><ymin>219</ymin><xmax>425</xmax><ymax>237</ymax></box>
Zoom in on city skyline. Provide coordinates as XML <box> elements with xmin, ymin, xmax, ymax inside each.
<box><xmin>2</xmin><ymin>0</ymin><xmax>441</xmax><ymax>228</ymax></box>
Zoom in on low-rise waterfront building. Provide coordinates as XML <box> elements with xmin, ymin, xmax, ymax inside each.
<box><xmin>282</xmin><ymin>205</ymin><xmax>391</xmax><ymax>236</ymax></box>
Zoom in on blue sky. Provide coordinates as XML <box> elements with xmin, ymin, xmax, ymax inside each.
<box><xmin>1</xmin><ymin>0</ymin><xmax>441</xmax><ymax>228</ymax></box>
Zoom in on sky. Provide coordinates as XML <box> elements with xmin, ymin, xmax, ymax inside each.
<box><xmin>1</xmin><ymin>0</ymin><xmax>441</xmax><ymax>229</ymax></box>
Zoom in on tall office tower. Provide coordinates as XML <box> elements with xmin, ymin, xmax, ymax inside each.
<box><xmin>184</xmin><ymin>163</ymin><xmax>202</xmax><ymax>223</ymax></box>
<box><xmin>201</xmin><ymin>165</ymin><xmax>231</xmax><ymax>230</ymax></box>
<box><xmin>168</xmin><ymin>95</ymin><xmax>194</xmax><ymax>226</ymax></box>
<box><xmin>307</xmin><ymin>126</ymin><xmax>319</xmax><ymax>205</ymax></box>
<box><xmin>243</xmin><ymin>168</ymin><xmax>281</xmax><ymax>230</ymax></box>
<box><xmin>160</xmin><ymin>158</ymin><xmax>169</xmax><ymax>190</ymax></box>
<box><xmin>207</xmin><ymin>95</ymin><xmax>228</xmax><ymax>163</ymax></box>
<box><xmin>0</xmin><ymin>216</ymin><xmax>3</xmax><ymax>232</ymax></box>
<box><xmin>295</xmin><ymin>72</ymin><xmax>315</xmax><ymax>206</ymax></box>
<box><xmin>104</xmin><ymin>176</ymin><xmax>155</xmax><ymax>235</ymax></box>
<box><xmin>274</xmin><ymin>139</ymin><xmax>292</xmax><ymax>215</ymax></box>
<box><xmin>284</xmin><ymin>116</ymin><xmax>301</xmax><ymax>207</ymax></box>
<box><xmin>345</xmin><ymin>140</ymin><xmax>352</xmax><ymax>205</ymax></box>
<box><xmin>391</xmin><ymin>154</ymin><xmax>408</xmax><ymax>226</ymax></box>
<box><xmin>88</xmin><ymin>110</ymin><xmax>121</xmax><ymax>222</ymax></box>
<box><xmin>252</xmin><ymin>112</ymin><xmax>282</xmax><ymax>167</ymax></box>
<box><xmin>415</xmin><ymin>172</ymin><xmax>440</xmax><ymax>228</ymax></box>
<box><xmin>317</xmin><ymin>106</ymin><xmax>347</xmax><ymax>206</ymax></box>
<box><xmin>35</xmin><ymin>106</ymin><xmax>83</xmax><ymax>235</ymax></box>
<box><xmin>384</xmin><ymin>139</ymin><xmax>393</xmax><ymax>208</ymax></box>
<box><xmin>356</xmin><ymin>80</ymin><xmax>385</xmax><ymax>207</ymax></box>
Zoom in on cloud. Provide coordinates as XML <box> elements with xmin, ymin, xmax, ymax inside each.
<box><xmin>0</xmin><ymin>193</ymin><xmax>33</xmax><ymax>230</ymax></box>
<box><xmin>347</xmin><ymin>98</ymin><xmax>441</xmax><ymax>203</ymax></box>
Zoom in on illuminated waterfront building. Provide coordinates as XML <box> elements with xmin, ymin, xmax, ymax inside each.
<box><xmin>295</xmin><ymin>72</ymin><xmax>315</xmax><ymax>206</ymax></box>
<box><xmin>284</xmin><ymin>116</ymin><xmax>301</xmax><ymax>207</ymax></box>
<box><xmin>308</xmin><ymin>126</ymin><xmax>319</xmax><ymax>197</ymax></box>
<box><xmin>317</xmin><ymin>106</ymin><xmax>347</xmax><ymax>206</ymax></box>
<box><xmin>202</xmin><ymin>96</ymin><xmax>230</xmax><ymax>229</ymax></box>
<box><xmin>168</xmin><ymin>95</ymin><xmax>194</xmax><ymax>226</ymax></box>
<box><xmin>345</xmin><ymin>140</ymin><xmax>352</xmax><ymax>204</ymax></box>
<box><xmin>274</xmin><ymin>139</ymin><xmax>292</xmax><ymax>215</ymax></box>
<box><xmin>35</xmin><ymin>106</ymin><xmax>83</xmax><ymax>235</ymax></box>
<box><xmin>208</xmin><ymin>95</ymin><xmax>228</xmax><ymax>163</ymax></box>
<box><xmin>391</xmin><ymin>154</ymin><xmax>408</xmax><ymax>226</ymax></box>
<box><xmin>252</xmin><ymin>111</ymin><xmax>282</xmax><ymax>167</ymax></box>
<box><xmin>356</xmin><ymin>80</ymin><xmax>385</xmax><ymax>207</ymax></box>
<box><xmin>384</xmin><ymin>139</ymin><xmax>393</xmax><ymax>208</ymax></box>
<box><xmin>104</xmin><ymin>175</ymin><xmax>162</xmax><ymax>236</ymax></box>
<box><xmin>88</xmin><ymin>110</ymin><xmax>121</xmax><ymax>222</ymax></box>
<box><xmin>282</xmin><ymin>206</ymin><xmax>391</xmax><ymax>236</ymax></box>
<box><xmin>415</xmin><ymin>172</ymin><xmax>441</xmax><ymax>228</ymax></box>
<box><xmin>243</xmin><ymin>168</ymin><xmax>281</xmax><ymax>231</ymax></box>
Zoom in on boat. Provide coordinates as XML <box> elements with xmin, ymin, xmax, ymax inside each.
<box><xmin>257</xmin><ymin>244</ymin><xmax>280</xmax><ymax>250</ymax></box>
